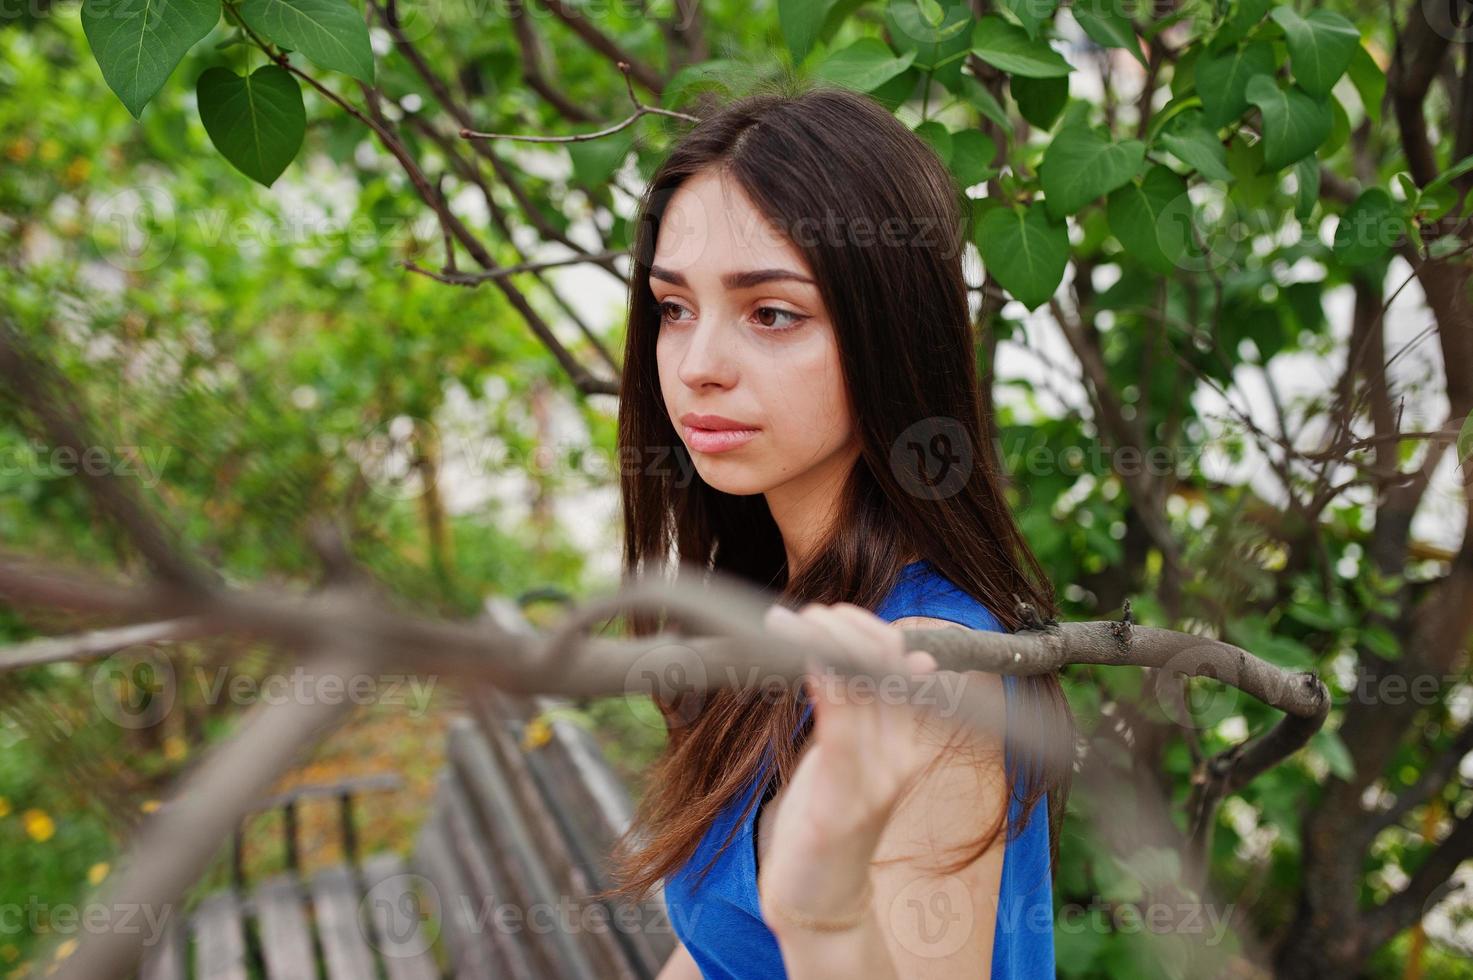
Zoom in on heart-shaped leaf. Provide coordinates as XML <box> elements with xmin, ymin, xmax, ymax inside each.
<box><xmin>1072</xmin><ymin>0</ymin><xmax>1146</xmax><ymax>68</ymax></box>
<box><xmin>1040</xmin><ymin>125</ymin><xmax>1145</xmax><ymax>218</ymax></box>
<box><xmin>1333</xmin><ymin>187</ymin><xmax>1402</xmax><ymax>267</ymax></box>
<box><xmin>567</xmin><ymin>125</ymin><xmax>637</xmax><ymax>188</ymax></box>
<box><xmin>1294</xmin><ymin>156</ymin><xmax>1320</xmax><ymax>219</ymax></box>
<box><xmin>780</xmin><ymin>0</ymin><xmax>839</xmax><ymax>63</ymax></box>
<box><xmin>1196</xmin><ymin>41</ymin><xmax>1275</xmax><ymax>128</ymax></box>
<box><xmin>82</xmin><ymin>0</ymin><xmax>222</xmax><ymax>118</ymax></box>
<box><xmin>1011</xmin><ymin>74</ymin><xmax>1068</xmax><ymax>129</ymax></box>
<box><xmin>1269</xmin><ymin>7</ymin><xmax>1359</xmax><ymax>98</ymax></box>
<box><xmin>236</xmin><ymin>0</ymin><xmax>374</xmax><ymax>83</ymax></box>
<box><xmin>1245</xmin><ymin>75</ymin><xmax>1331</xmax><ymax>170</ymax></box>
<box><xmin>971</xmin><ymin>16</ymin><xmax>1073</xmax><ymax>78</ymax></box>
<box><xmin>815</xmin><ymin>38</ymin><xmax>917</xmax><ymax>92</ymax></box>
<box><xmin>196</xmin><ymin>65</ymin><xmax>305</xmax><ymax>186</ymax></box>
<box><xmin>1157</xmin><ymin>111</ymin><xmax>1233</xmax><ymax>181</ymax></box>
<box><xmin>1213</xmin><ymin>0</ymin><xmax>1271</xmax><ymax>46</ymax></box>
<box><xmin>974</xmin><ymin>203</ymin><xmax>1069</xmax><ymax>311</ymax></box>
<box><xmin>1346</xmin><ymin>43</ymin><xmax>1386</xmax><ymax>123</ymax></box>
<box><xmin>996</xmin><ymin>0</ymin><xmax>1059</xmax><ymax>39</ymax></box>
<box><xmin>1107</xmin><ymin>165</ymin><xmax>1192</xmax><ymax>274</ymax></box>
<box><xmin>948</xmin><ymin>129</ymin><xmax>998</xmax><ymax>188</ymax></box>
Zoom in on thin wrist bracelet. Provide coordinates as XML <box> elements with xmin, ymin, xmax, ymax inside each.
<box><xmin>764</xmin><ymin>878</ymin><xmax>874</xmax><ymax>933</ymax></box>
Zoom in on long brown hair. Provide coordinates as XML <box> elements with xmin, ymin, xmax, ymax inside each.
<box><xmin>600</xmin><ymin>76</ymin><xmax>1075</xmax><ymax>905</ymax></box>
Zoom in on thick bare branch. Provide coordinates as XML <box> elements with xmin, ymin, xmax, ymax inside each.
<box><xmin>0</xmin><ymin>618</ymin><xmax>208</xmax><ymax>672</ymax></box>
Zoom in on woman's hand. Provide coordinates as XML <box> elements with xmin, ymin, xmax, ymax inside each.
<box><xmin>755</xmin><ymin>601</ymin><xmax>941</xmax><ymax>923</ymax></box>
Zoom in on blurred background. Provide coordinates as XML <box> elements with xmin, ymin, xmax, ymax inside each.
<box><xmin>1</xmin><ymin>0</ymin><xmax>1471</xmax><ymax>976</ymax></box>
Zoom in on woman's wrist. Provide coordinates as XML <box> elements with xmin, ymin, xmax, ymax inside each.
<box><xmin>758</xmin><ymin>828</ymin><xmax>880</xmax><ymax>936</ymax></box>
<box><xmin>763</xmin><ymin>876</ymin><xmax>874</xmax><ymax>933</ymax></box>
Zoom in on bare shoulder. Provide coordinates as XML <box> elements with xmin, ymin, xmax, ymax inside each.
<box><xmin>868</xmin><ymin>613</ymin><xmax>1010</xmax><ymax>975</ymax></box>
<box><xmin>886</xmin><ymin>614</ymin><xmax>1008</xmax><ymax>752</ymax></box>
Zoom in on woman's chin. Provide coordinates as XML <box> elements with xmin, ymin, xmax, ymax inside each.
<box><xmin>691</xmin><ymin>461</ymin><xmax>770</xmax><ymax>496</ymax></box>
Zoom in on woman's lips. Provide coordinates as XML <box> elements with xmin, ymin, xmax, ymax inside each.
<box><xmin>683</xmin><ymin>424</ymin><xmax>760</xmax><ymax>453</ymax></box>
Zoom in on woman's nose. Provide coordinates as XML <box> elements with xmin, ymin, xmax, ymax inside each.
<box><xmin>676</xmin><ymin>316</ymin><xmax>739</xmax><ymax>390</ymax></box>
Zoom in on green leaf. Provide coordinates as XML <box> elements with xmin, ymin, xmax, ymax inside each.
<box><xmin>196</xmin><ymin>64</ymin><xmax>304</xmax><ymax>186</ymax></box>
<box><xmin>1358</xmin><ymin>625</ymin><xmax>1402</xmax><ymax>661</ymax></box>
<box><xmin>1424</xmin><ymin>153</ymin><xmax>1473</xmax><ymax>195</ymax></box>
<box><xmin>1416</xmin><ymin>184</ymin><xmax>1459</xmax><ymax>222</ymax></box>
<box><xmin>1227</xmin><ymin>614</ymin><xmax>1316</xmax><ymax>669</ymax></box>
<box><xmin>1312</xmin><ymin>728</ymin><xmax>1356</xmax><ymax>780</ymax></box>
<box><xmin>974</xmin><ymin>203</ymin><xmax>1069</xmax><ymax>311</ymax></box>
<box><xmin>1269</xmin><ymin>7</ymin><xmax>1359</xmax><ymax>98</ymax></box>
<box><xmin>1072</xmin><ymin>0</ymin><xmax>1146</xmax><ymax>68</ymax></box>
<box><xmin>1145</xmin><ymin>94</ymin><xmax>1203</xmax><ymax>141</ymax></box>
<box><xmin>1333</xmin><ymin>187</ymin><xmax>1402</xmax><ymax>267</ymax></box>
<box><xmin>779</xmin><ymin>0</ymin><xmax>836</xmax><ymax>63</ymax></box>
<box><xmin>962</xmin><ymin>75</ymin><xmax>1011</xmax><ymax>131</ymax></box>
<box><xmin>1245</xmin><ymin>75</ymin><xmax>1332</xmax><ymax>169</ymax></box>
<box><xmin>1010</xmin><ymin>74</ymin><xmax>1068</xmax><ymax>129</ymax></box>
<box><xmin>81</xmin><ymin>0</ymin><xmax>222</xmax><ymax>118</ymax></box>
<box><xmin>814</xmin><ymin>38</ymin><xmax>917</xmax><ymax>92</ymax></box>
<box><xmin>1214</xmin><ymin>0</ymin><xmax>1271</xmax><ymax>46</ymax></box>
<box><xmin>566</xmin><ymin>124</ymin><xmax>637</xmax><ymax>188</ymax></box>
<box><xmin>1346</xmin><ymin>44</ymin><xmax>1385</xmax><ymax>123</ymax></box>
<box><xmin>996</xmin><ymin>0</ymin><xmax>1059</xmax><ymax>38</ymax></box>
<box><xmin>1107</xmin><ymin>165</ymin><xmax>1191</xmax><ymax>274</ymax></box>
<box><xmin>914</xmin><ymin>119</ymin><xmax>952</xmax><ymax>163</ymax></box>
<box><xmin>971</xmin><ymin>16</ymin><xmax>1074</xmax><ymax>78</ymax></box>
<box><xmin>885</xmin><ymin>0</ymin><xmax>972</xmax><ymax>87</ymax></box>
<box><xmin>948</xmin><ymin>129</ymin><xmax>998</xmax><ymax>187</ymax></box>
<box><xmin>662</xmin><ymin>59</ymin><xmax>753</xmax><ymax>110</ymax></box>
<box><xmin>1158</xmin><ymin>111</ymin><xmax>1233</xmax><ymax>181</ymax></box>
<box><xmin>1197</xmin><ymin>41</ymin><xmax>1276</xmax><ymax>128</ymax></box>
<box><xmin>1285</xmin><ymin>593</ymin><xmax>1346</xmax><ymax>631</ymax></box>
<box><xmin>236</xmin><ymin>0</ymin><xmax>374</xmax><ymax>83</ymax></box>
<box><xmin>1294</xmin><ymin>156</ymin><xmax>1320</xmax><ymax>220</ymax></box>
<box><xmin>1039</xmin><ymin>125</ymin><xmax>1145</xmax><ymax>218</ymax></box>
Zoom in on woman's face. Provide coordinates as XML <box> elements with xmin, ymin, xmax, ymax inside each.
<box><xmin>651</xmin><ymin>168</ymin><xmax>858</xmax><ymax>500</ymax></box>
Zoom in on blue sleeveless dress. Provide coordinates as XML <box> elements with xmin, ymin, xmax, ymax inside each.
<box><xmin>662</xmin><ymin>559</ymin><xmax>1055</xmax><ymax>978</ymax></box>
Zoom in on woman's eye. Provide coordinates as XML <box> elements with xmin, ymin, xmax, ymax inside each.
<box><xmin>657</xmin><ymin>301</ymin><xmax>691</xmax><ymax>325</ymax></box>
<box><xmin>754</xmin><ymin>307</ymin><xmax>806</xmax><ymax>331</ymax></box>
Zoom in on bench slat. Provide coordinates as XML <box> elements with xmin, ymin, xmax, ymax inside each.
<box><xmin>359</xmin><ymin>853</ymin><xmax>441</xmax><ymax>980</ymax></box>
<box><xmin>476</xmin><ymin>597</ymin><xmax>674</xmax><ymax>978</ymax></box>
<box><xmin>411</xmin><ymin>807</ymin><xmax>505</xmax><ymax>980</ymax></box>
<box><xmin>436</xmin><ymin>772</ymin><xmax>545</xmax><ymax>980</ymax></box>
<box><xmin>309</xmin><ymin>866</ymin><xmax>379</xmax><ymax>980</ymax></box>
<box><xmin>138</xmin><ymin>909</ymin><xmax>187</xmax><ymax>980</ymax></box>
<box><xmin>253</xmin><ymin>875</ymin><xmax>316</xmax><ymax>980</ymax></box>
<box><xmin>191</xmin><ymin>892</ymin><xmax>248</xmax><ymax>980</ymax></box>
<box><xmin>464</xmin><ymin>698</ymin><xmax>650</xmax><ymax>980</ymax></box>
<box><xmin>447</xmin><ymin>717</ymin><xmax>612</xmax><ymax>980</ymax></box>
<box><xmin>488</xmin><ymin>689</ymin><xmax>677</xmax><ymax>976</ymax></box>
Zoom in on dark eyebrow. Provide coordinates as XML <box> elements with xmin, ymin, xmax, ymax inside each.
<box><xmin>649</xmin><ymin>266</ymin><xmax>815</xmax><ymax>290</ymax></box>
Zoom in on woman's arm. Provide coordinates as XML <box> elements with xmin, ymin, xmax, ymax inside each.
<box><xmin>761</xmin><ymin>614</ymin><xmax>1009</xmax><ymax>979</ymax></box>
<box><xmin>654</xmin><ymin>939</ymin><xmax>704</xmax><ymax>980</ymax></box>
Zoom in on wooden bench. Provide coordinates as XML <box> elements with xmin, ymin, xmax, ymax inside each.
<box><xmin>136</xmin><ymin>773</ymin><xmax>437</xmax><ymax>980</ymax></box>
<box><xmin>135</xmin><ymin>595</ymin><xmax>676</xmax><ymax>980</ymax></box>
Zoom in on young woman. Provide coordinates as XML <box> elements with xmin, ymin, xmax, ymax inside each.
<box><xmin>601</xmin><ymin>79</ymin><xmax>1075</xmax><ymax>979</ymax></box>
